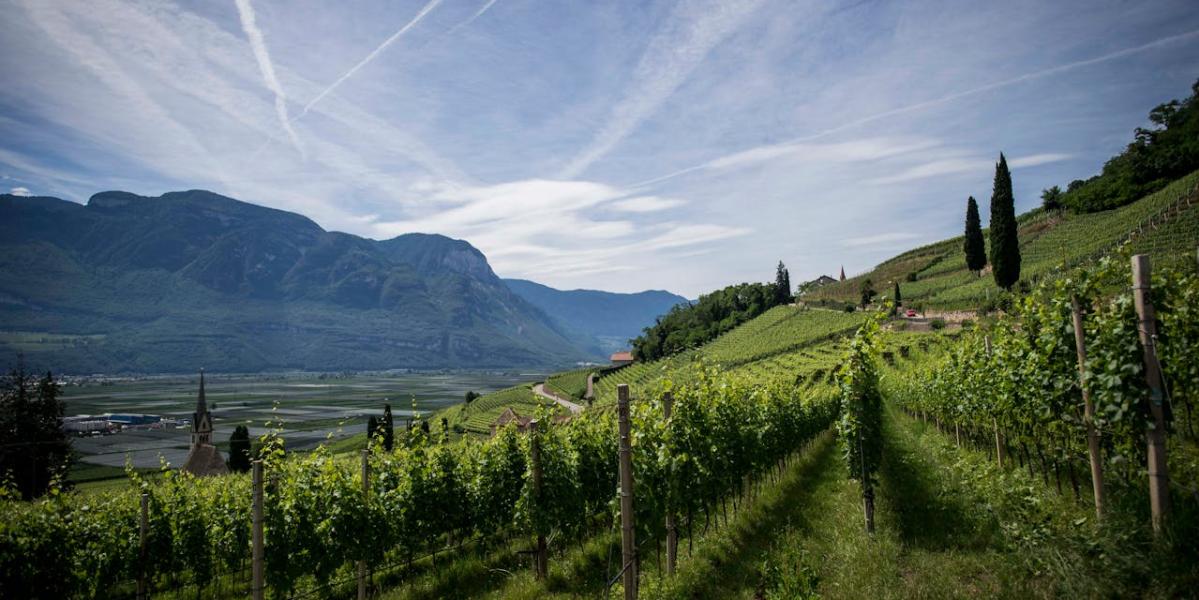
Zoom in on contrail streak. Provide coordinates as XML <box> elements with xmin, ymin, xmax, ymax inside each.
<box><xmin>234</xmin><ymin>0</ymin><xmax>304</xmax><ymax>157</ymax></box>
<box><xmin>300</xmin><ymin>0</ymin><xmax>445</xmax><ymax>116</ymax></box>
<box><xmin>631</xmin><ymin>27</ymin><xmax>1199</xmax><ymax>189</ymax></box>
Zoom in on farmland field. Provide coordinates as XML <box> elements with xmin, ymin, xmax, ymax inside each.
<box><xmin>60</xmin><ymin>371</ymin><xmax>542</xmax><ymax>477</ymax></box>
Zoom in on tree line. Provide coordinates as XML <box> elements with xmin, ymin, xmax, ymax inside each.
<box><xmin>1049</xmin><ymin>79</ymin><xmax>1199</xmax><ymax>213</ymax></box>
<box><xmin>632</xmin><ymin>264</ymin><xmax>794</xmax><ymax>361</ymax></box>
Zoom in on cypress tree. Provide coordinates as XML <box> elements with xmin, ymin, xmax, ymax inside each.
<box><xmin>367</xmin><ymin>415</ymin><xmax>379</xmax><ymax>445</ymax></box>
<box><xmin>774</xmin><ymin>261</ymin><xmax>792</xmax><ymax>306</ymax></box>
<box><xmin>989</xmin><ymin>154</ymin><xmax>1021</xmax><ymax>290</ymax></box>
<box><xmin>963</xmin><ymin>196</ymin><xmax>986</xmax><ymax>275</ymax></box>
<box><xmin>382</xmin><ymin>404</ymin><xmax>395</xmax><ymax>451</ymax></box>
<box><xmin>228</xmin><ymin>425</ymin><xmax>251</xmax><ymax>472</ymax></box>
<box><xmin>893</xmin><ymin>281</ymin><xmax>901</xmax><ymax>312</ymax></box>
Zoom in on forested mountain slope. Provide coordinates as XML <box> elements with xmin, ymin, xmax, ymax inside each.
<box><xmin>0</xmin><ymin>190</ymin><xmax>593</xmax><ymax>373</ymax></box>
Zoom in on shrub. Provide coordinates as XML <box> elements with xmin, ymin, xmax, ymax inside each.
<box><xmin>930</xmin><ymin>318</ymin><xmax>947</xmax><ymax>330</ymax></box>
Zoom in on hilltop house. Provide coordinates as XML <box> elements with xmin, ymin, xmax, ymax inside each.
<box><xmin>181</xmin><ymin>371</ymin><xmax>228</xmax><ymax>477</ymax></box>
<box><xmin>609</xmin><ymin>351</ymin><xmax>635</xmax><ymax>367</ymax></box>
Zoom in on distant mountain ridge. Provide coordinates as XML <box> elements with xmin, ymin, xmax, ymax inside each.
<box><xmin>0</xmin><ymin>189</ymin><xmax>594</xmax><ymax>373</ymax></box>
<box><xmin>503</xmin><ymin>279</ymin><xmax>688</xmax><ymax>355</ymax></box>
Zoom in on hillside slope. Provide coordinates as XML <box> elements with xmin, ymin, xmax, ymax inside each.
<box><xmin>0</xmin><ymin>190</ymin><xmax>592</xmax><ymax>373</ymax></box>
<box><xmin>503</xmin><ymin>278</ymin><xmax>686</xmax><ymax>355</ymax></box>
<box><xmin>806</xmin><ymin>169</ymin><xmax>1199</xmax><ymax>310</ymax></box>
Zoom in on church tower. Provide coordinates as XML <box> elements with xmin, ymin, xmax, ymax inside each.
<box><xmin>191</xmin><ymin>369</ymin><xmax>213</xmax><ymax>449</ymax></box>
<box><xmin>839</xmin><ymin>265</ymin><xmax>846</xmax><ymax>281</ymax></box>
<box><xmin>182</xmin><ymin>369</ymin><xmax>227</xmax><ymax>476</ymax></box>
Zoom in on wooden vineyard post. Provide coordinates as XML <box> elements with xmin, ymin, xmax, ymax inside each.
<box><xmin>358</xmin><ymin>450</ymin><xmax>369</xmax><ymax>599</ymax></box>
<box><xmin>252</xmin><ymin>460</ymin><xmax>265</xmax><ymax>600</ymax></box>
<box><xmin>617</xmin><ymin>384</ymin><xmax>638</xmax><ymax>599</ymax></box>
<box><xmin>985</xmin><ymin>336</ymin><xmax>1006</xmax><ymax>467</ymax></box>
<box><xmin>530</xmin><ymin>422</ymin><xmax>548</xmax><ymax>580</ymax></box>
<box><xmin>1071</xmin><ymin>296</ymin><xmax>1106</xmax><ymax>519</ymax></box>
<box><xmin>663</xmin><ymin>391</ymin><xmax>677</xmax><ymax>576</ymax></box>
<box><xmin>137</xmin><ymin>493</ymin><xmax>148</xmax><ymax>600</ymax></box>
<box><xmin>1131</xmin><ymin>255</ymin><xmax>1171</xmax><ymax>534</ymax></box>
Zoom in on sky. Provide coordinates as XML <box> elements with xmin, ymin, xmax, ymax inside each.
<box><xmin>1</xmin><ymin>0</ymin><xmax>1197</xmax><ymax>297</ymax></box>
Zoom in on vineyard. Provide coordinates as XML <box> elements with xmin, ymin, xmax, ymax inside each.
<box><xmin>544</xmin><ymin>368</ymin><xmax>596</xmax><ymax>401</ymax></box>
<box><xmin>1</xmin><ymin>368</ymin><xmax>836</xmax><ymax>598</ymax></box>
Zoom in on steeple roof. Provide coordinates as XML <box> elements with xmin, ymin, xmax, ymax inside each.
<box><xmin>197</xmin><ymin>369</ymin><xmax>207</xmax><ymax>414</ymax></box>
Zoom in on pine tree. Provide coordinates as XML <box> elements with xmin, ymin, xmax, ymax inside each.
<box><xmin>774</xmin><ymin>261</ymin><xmax>792</xmax><ymax>306</ymax></box>
<box><xmin>1041</xmin><ymin>186</ymin><xmax>1063</xmax><ymax>212</ymax></box>
<box><xmin>228</xmin><ymin>425</ymin><xmax>251</xmax><ymax>472</ymax></box>
<box><xmin>989</xmin><ymin>154</ymin><xmax>1021</xmax><ymax>290</ymax></box>
<box><xmin>382</xmin><ymin>404</ymin><xmax>395</xmax><ymax>451</ymax></box>
<box><xmin>963</xmin><ymin>196</ymin><xmax>986</xmax><ymax>275</ymax></box>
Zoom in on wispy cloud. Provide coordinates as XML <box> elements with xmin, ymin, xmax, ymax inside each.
<box><xmin>372</xmin><ymin>178</ymin><xmax>746</xmax><ymax>284</ymax></box>
<box><xmin>609</xmin><ymin>196</ymin><xmax>686</xmax><ymax>212</ymax></box>
<box><xmin>869</xmin><ymin>152</ymin><xmax>1071</xmax><ymax>185</ymax></box>
<box><xmin>841</xmin><ymin>232</ymin><xmax>922</xmax><ymax>248</ymax></box>
<box><xmin>8</xmin><ymin>186</ymin><xmax>32</xmax><ymax>196</ymax></box>
<box><xmin>634</xmin><ymin>28</ymin><xmax>1199</xmax><ymax>188</ymax></box>
<box><xmin>559</xmin><ymin>0</ymin><xmax>767</xmax><ymax>178</ymax></box>
<box><xmin>234</xmin><ymin>0</ymin><xmax>304</xmax><ymax>156</ymax></box>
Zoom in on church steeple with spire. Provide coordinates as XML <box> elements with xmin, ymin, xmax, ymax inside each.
<box><xmin>191</xmin><ymin>369</ymin><xmax>213</xmax><ymax>449</ymax></box>
<box><xmin>839</xmin><ymin>265</ymin><xmax>846</xmax><ymax>281</ymax></box>
<box><xmin>182</xmin><ymin>369</ymin><xmax>226</xmax><ymax>476</ymax></box>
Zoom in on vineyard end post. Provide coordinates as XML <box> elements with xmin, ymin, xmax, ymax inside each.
<box><xmin>1070</xmin><ymin>296</ymin><xmax>1106</xmax><ymax>520</ymax></box>
<box><xmin>617</xmin><ymin>384</ymin><xmax>638</xmax><ymax>599</ymax></box>
<box><xmin>663</xmin><ymin>391</ymin><xmax>677</xmax><ymax>576</ymax></box>
<box><xmin>252</xmin><ymin>459</ymin><xmax>265</xmax><ymax>600</ymax></box>
<box><xmin>1132</xmin><ymin>254</ymin><xmax>1171</xmax><ymax>535</ymax></box>
<box><xmin>530</xmin><ymin>421</ymin><xmax>547</xmax><ymax>580</ymax></box>
<box><xmin>358</xmin><ymin>449</ymin><xmax>369</xmax><ymax>599</ymax></box>
<box><xmin>137</xmin><ymin>492</ymin><xmax>148</xmax><ymax>600</ymax></box>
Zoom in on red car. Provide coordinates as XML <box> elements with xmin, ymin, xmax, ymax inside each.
<box><xmin>905</xmin><ymin>309</ymin><xmax>918</xmax><ymax>317</ymax></box>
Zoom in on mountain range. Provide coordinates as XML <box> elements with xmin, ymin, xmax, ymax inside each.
<box><xmin>503</xmin><ymin>279</ymin><xmax>686</xmax><ymax>356</ymax></box>
<box><xmin>0</xmin><ymin>190</ymin><xmax>682</xmax><ymax>374</ymax></box>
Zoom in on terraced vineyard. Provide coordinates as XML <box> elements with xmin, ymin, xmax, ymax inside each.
<box><xmin>699</xmin><ymin>306</ymin><xmax>865</xmax><ymax>366</ymax></box>
<box><xmin>807</xmin><ymin>169</ymin><xmax>1199</xmax><ymax>310</ymax></box>
<box><xmin>544</xmin><ymin>367</ymin><xmax>595</xmax><ymax>400</ymax></box>
<box><xmin>440</xmin><ymin>383</ymin><xmax>550</xmax><ymax>434</ymax></box>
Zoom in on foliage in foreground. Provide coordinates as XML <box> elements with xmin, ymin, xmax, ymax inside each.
<box><xmin>0</xmin><ymin>367</ymin><xmax>835</xmax><ymax>598</ymax></box>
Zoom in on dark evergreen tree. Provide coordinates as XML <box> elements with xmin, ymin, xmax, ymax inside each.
<box><xmin>367</xmin><ymin>415</ymin><xmax>379</xmax><ymax>445</ymax></box>
<box><xmin>228</xmin><ymin>425</ymin><xmax>251</xmax><ymax>472</ymax></box>
<box><xmin>464</xmin><ymin>391</ymin><xmax>480</xmax><ymax>404</ymax></box>
<box><xmin>892</xmin><ymin>281</ymin><xmax>901</xmax><ymax>313</ymax></box>
<box><xmin>1041</xmin><ymin>185</ymin><xmax>1063</xmax><ymax>212</ymax></box>
<box><xmin>0</xmin><ymin>362</ymin><xmax>72</xmax><ymax>499</ymax></box>
<box><xmin>774</xmin><ymin>261</ymin><xmax>792</xmax><ymax>306</ymax></box>
<box><xmin>859</xmin><ymin>278</ymin><xmax>876</xmax><ymax>309</ymax></box>
<box><xmin>382</xmin><ymin>404</ymin><xmax>395</xmax><ymax>451</ymax></box>
<box><xmin>963</xmin><ymin>196</ymin><xmax>987</xmax><ymax>275</ymax></box>
<box><xmin>989</xmin><ymin>154</ymin><xmax>1022</xmax><ymax>290</ymax></box>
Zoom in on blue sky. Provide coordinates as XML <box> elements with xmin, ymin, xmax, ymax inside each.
<box><xmin>1</xmin><ymin>0</ymin><xmax>1197</xmax><ymax>297</ymax></box>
